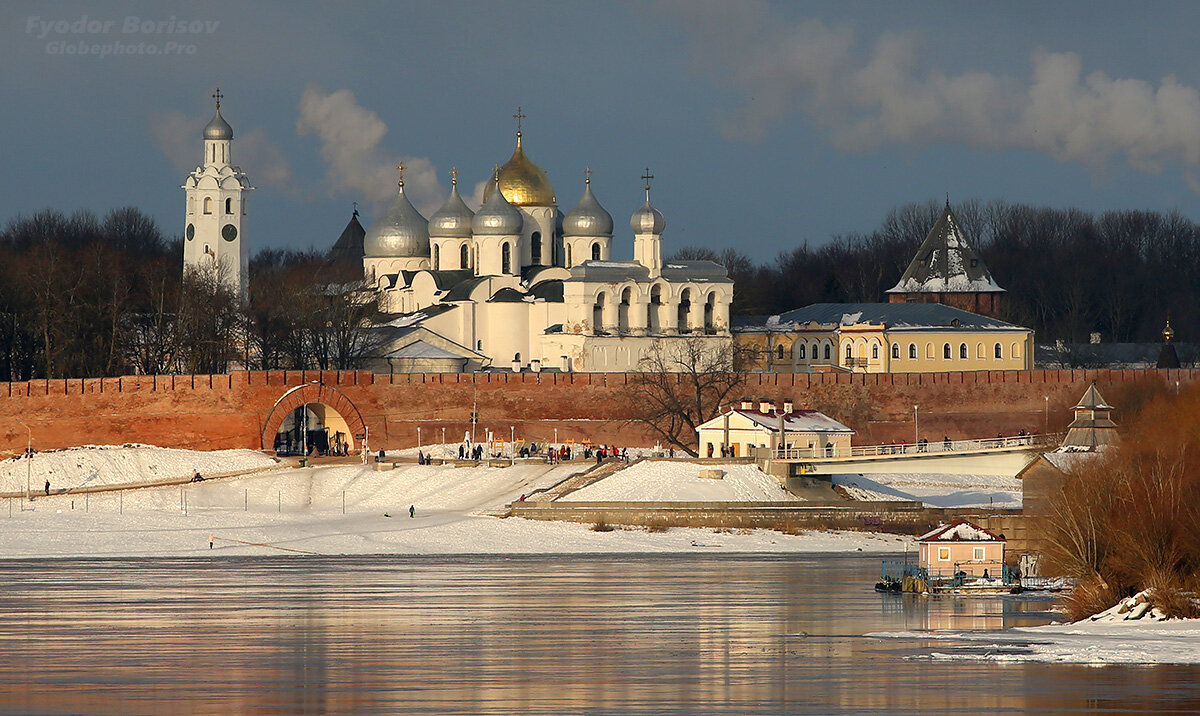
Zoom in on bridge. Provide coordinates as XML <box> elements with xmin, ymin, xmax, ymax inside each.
<box><xmin>757</xmin><ymin>433</ymin><xmax>1060</xmax><ymax>478</ymax></box>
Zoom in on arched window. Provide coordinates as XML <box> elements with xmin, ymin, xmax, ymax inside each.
<box><xmin>460</xmin><ymin>244</ymin><xmax>469</xmax><ymax>269</ymax></box>
<box><xmin>1012</xmin><ymin>342</ymin><xmax>1021</xmax><ymax>358</ymax></box>
<box><xmin>678</xmin><ymin>289</ymin><xmax>692</xmax><ymax>332</ymax></box>
<box><xmin>225</xmin><ymin>198</ymin><xmax>233</xmax><ymax>214</ymax></box>
<box><xmin>798</xmin><ymin>344</ymin><xmax>806</xmax><ymax>360</ymax></box>
<box><xmin>845</xmin><ymin>344</ymin><xmax>853</xmax><ymax>360</ymax></box>
<box><xmin>926</xmin><ymin>343</ymin><xmax>934</xmax><ymax>359</ymax></box>
<box><xmin>531</xmin><ymin>232</ymin><xmax>542</xmax><ymax>265</ymax></box>
<box><xmin>891</xmin><ymin>344</ymin><xmax>899</xmax><ymax>359</ymax></box>
<box><xmin>566</xmin><ymin>244</ymin><xmax>572</xmax><ymax>268</ymax></box>
<box><xmin>994</xmin><ymin>343</ymin><xmax>1003</xmax><ymax>359</ymax></box>
<box><xmin>823</xmin><ymin>343</ymin><xmax>831</xmax><ymax>360</ymax></box>
<box><xmin>976</xmin><ymin>342</ymin><xmax>985</xmax><ymax>359</ymax></box>
<box><xmin>872</xmin><ymin>344</ymin><xmax>879</xmax><ymax>360</ymax></box>
<box><xmin>618</xmin><ymin>288</ymin><xmax>631</xmax><ymax>333</ymax></box>
<box><xmin>959</xmin><ymin>343</ymin><xmax>968</xmax><ymax>359</ymax></box>
<box><xmin>776</xmin><ymin>344</ymin><xmax>785</xmax><ymax>361</ymax></box>
<box><xmin>203</xmin><ymin>197</ymin><xmax>212</xmax><ymax>214</ymax></box>
<box><xmin>943</xmin><ymin>343</ymin><xmax>952</xmax><ymax>359</ymax></box>
<box><xmin>433</xmin><ymin>244</ymin><xmax>440</xmax><ymax>270</ymax></box>
<box><xmin>704</xmin><ymin>293</ymin><xmax>716</xmax><ymax>333</ymax></box>
<box><xmin>593</xmin><ymin>292</ymin><xmax>606</xmax><ymax>334</ymax></box>
<box><xmin>592</xmin><ymin>242</ymin><xmax>601</xmax><ymax>261</ymax></box>
<box><xmin>502</xmin><ymin>242</ymin><xmax>511</xmax><ymax>274</ymax></box>
<box><xmin>909</xmin><ymin>344</ymin><xmax>917</xmax><ymax>359</ymax></box>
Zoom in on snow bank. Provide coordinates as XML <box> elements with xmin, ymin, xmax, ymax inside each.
<box><xmin>0</xmin><ymin>444</ymin><xmax>277</xmax><ymax>494</ymax></box>
<box><xmin>832</xmin><ymin>472</ymin><xmax>1022</xmax><ymax>508</ymax></box>
<box><xmin>561</xmin><ymin>461</ymin><xmax>797</xmax><ymax>502</ymax></box>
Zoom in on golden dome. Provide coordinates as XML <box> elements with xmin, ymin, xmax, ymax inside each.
<box><xmin>483</xmin><ymin>133</ymin><xmax>556</xmax><ymax>206</ymax></box>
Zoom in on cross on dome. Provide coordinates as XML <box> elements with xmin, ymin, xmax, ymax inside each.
<box><xmin>212</xmin><ymin>88</ymin><xmax>223</xmax><ymax>109</ymax></box>
<box><xmin>513</xmin><ymin>106</ymin><xmax>525</xmax><ymax>136</ymax></box>
<box><xmin>450</xmin><ymin>166</ymin><xmax>459</xmax><ymax>186</ymax></box>
<box><xmin>584</xmin><ymin>166</ymin><xmax>592</xmax><ymax>185</ymax></box>
<box><xmin>395</xmin><ymin>162</ymin><xmax>405</xmax><ymax>188</ymax></box>
<box><xmin>641</xmin><ymin>167</ymin><xmax>654</xmax><ymax>198</ymax></box>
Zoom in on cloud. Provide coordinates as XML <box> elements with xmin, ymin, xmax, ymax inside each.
<box><xmin>669</xmin><ymin>1</ymin><xmax>1200</xmax><ymax>183</ymax></box>
<box><xmin>296</xmin><ymin>85</ymin><xmax>444</xmax><ymax>214</ymax></box>
<box><xmin>150</xmin><ymin>111</ymin><xmax>295</xmax><ymax>193</ymax></box>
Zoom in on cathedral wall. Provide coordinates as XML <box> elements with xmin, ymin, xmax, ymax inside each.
<box><xmin>0</xmin><ymin>369</ymin><xmax>1191</xmax><ymax>458</ymax></box>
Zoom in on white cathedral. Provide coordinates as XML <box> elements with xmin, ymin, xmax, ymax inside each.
<box><xmin>185</xmin><ymin>97</ymin><xmax>734</xmax><ymax>373</ymax></box>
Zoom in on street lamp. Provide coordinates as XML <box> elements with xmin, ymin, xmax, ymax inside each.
<box><xmin>510</xmin><ymin>426</ymin><xmax>515</xmax><ymax>458</ymax></box>
<box><xmin>300</xmin><ymin>403</ymin><xmax>308</xmax><ymax>459</ymax></box>
<box><xmin>417</xmin><ymin>427</ymin><xmax>422</xmax><ymax>456</ymax></box>
<box><xmin>15</xmin><ymin>419</ymin><xmax>31</xmax><ymax>500</ymax></box>
<box><xmin>1043</xmin><ymin>396</ymin><xmax>1049</xmax><ymax>434</ymax></box>
<box><xmin>442</xmin><ymin>426</ymin><xmax>446</xmax><ymax>448</ymax></box>
<box><xmin>913</xmin><ymin>405</ymin><xmax>919</xmax><ymax>447</ymax></box>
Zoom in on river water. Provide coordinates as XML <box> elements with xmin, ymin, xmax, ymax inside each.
<box><xmin>0</xmin><ymin>554</ymin><xmax>1196</xmax><ymax>714</ymax></box>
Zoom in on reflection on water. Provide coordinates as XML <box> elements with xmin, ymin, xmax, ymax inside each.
<box><xmin>0</xmin><ymin>555</ymin><xmax>1196</xmax><ymax>714</ymax></box>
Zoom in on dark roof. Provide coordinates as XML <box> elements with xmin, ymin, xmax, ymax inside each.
<box><xmin>488</xmin><ymin>287</ymin><xmax>527</xmax><ymax>303</ymax></box>
<box><xmin>742</xmin><ymin>302</ymin><xmax>1024</xmax><ymax>331</ymax></box>
<box><xmin>887</xmin><ymin>203</ymin><xmax>1004</xmax><ymax>295</ymax></box>
<box><xmin>324</xmin><ymin>211</ymin><xmax>367</xmax><ymax>282</ymax></box>
<box><xmin>529</xmin><ymin>279</ymin><xmax>564</xmax><ymax>302</ymax></box>
<box><xmin>442</xmin><ymin>276</ymin><xmax>490</xmax><ymax>302</ymax></box>
<box><xmin>424</xmin><ymin>269</ymin><xmax>475</xmax><ymax>291</ymax></box>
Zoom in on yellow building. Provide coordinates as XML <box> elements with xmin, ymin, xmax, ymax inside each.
<box><xmin>734</xmin><ymin>302</ymin><xmax>1034</xmax><ymax>373</ymax></box>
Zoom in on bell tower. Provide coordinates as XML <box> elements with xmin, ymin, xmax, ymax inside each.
<box><xmin>183</xmin><ymin>88</ymin><xmax>253</xmax><ymax>301</ymax></box>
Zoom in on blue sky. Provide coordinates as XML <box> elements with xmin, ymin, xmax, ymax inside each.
<box><xmin>5</xmin><ymin>0</ymin><xmax>1200</xmax><ymax>262</ymax></box>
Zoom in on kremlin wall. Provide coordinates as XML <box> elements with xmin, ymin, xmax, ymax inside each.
<box><xmin>1</xmin><ymin>368</ymin><xmax>1194</xmax><ymax>457</ymax></box>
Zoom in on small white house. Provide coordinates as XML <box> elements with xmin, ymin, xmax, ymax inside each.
<box><xmin>696</xmin><ymin>399</ymin><xmax>855</xmax><ymax>458</ymax></box>
<box><xmin>918</xmin><ymin>520</ymin><xmax>1006</xmax><ymax>578</ymax></box>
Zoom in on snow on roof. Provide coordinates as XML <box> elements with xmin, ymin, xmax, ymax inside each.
<box><xmin>887</xmin><ymin>204</ymin><xmax>1005</xmax><ymax>295</ymax></box>
<box><xmin>703</xmin><ymin>408</ymin><xmax>854</xmax><ymax>434</ymax></box>
<box><xmin>759</xmin><ymin>303</ymin><xmax>1023</xmax><ymax>331</ymax></box>
<box><xmin>918</xmin><ymin>519</ymin><xmax>1004</xmax><ymax>542</ymax></box>
<box><xmin>1042</xmin><ymin>446</ymin><xmax>1108</xmax><ymax>472</ymax></box>
<box><xmin>385</xmin><ymin>341</ymin><xmax>470</xmax><ymax>360</ymax></box>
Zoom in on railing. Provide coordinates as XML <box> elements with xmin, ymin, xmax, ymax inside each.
<box><xmin>880</xmin><ymin>559</ymin><xmax>1020</xmax><ymax>589</ymax></box>
<box><xmin>772</xmin><ymin>433</ymin><xmax>1061</xmax><ymax>461</ymax></box>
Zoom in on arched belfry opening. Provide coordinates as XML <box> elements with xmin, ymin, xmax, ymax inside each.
<box><xmin>260</xmin><ymin>382</ymin><xmax>367</xmax><ymax>455</ymax></box>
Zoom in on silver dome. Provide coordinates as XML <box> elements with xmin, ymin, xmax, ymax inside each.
<box><xmin>563</xmin><ymin>182</ymin><xmax>613</xmax><ymax>237</ymax></box>
<box><xmin>203</xmin><ymin>108</ymin><xmax>233</xmax><ymax>140</ymax></box>
<box><xmin>472</xmin><ymin>180</ymin><xmax>524</xmax><ymax>236</ymax></box>
<box><xmin>363</xmin><ymin>185</ymin><xmax>430</xmax><ymax>258</ymax></box>
<box><xmin>429</xmin><ymin>184</ymin><xmax>475</xmax><ymax>238</ymax></box>
<box><xmin>630</xmin><ymin>198</ymin><xmax>665</xmax><ymax>235</ymax></box>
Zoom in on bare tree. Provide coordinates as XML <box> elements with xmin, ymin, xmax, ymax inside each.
<box><xmin>622</xmin><ymin>336</ymin><xmax>748</xmax><ymax>455</ymax></box>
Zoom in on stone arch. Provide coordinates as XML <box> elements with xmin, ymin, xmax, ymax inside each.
<box><xmin>260</xmin><ymin>382</ymin><xmax>366</xmax><ymax>452</ymax></box>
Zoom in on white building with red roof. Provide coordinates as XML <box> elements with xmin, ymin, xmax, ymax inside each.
<box><xmin>695</xmin><ymin>399</ymin><xmax>854</xmax><ymax>459</ymax></box>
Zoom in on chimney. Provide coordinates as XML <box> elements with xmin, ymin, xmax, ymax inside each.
<box><xmin>561</xmin><ymin>355</ymin><xmax>571</xmax><ymax>372</ymax></box>
<box><xmin>759</xmin><ymin>398</ymin><xmax>774</xmax><ymax>413</ymax></box>
<box><xmin>740</xmin><ymin>398</ymin><xmax>753</xmax><ymax>411</ymax></box>
<box><xmin>530</xmin><ymin>359</ymin><xmax>541</xmax><ymax>373</ymax></box>
<box><xmin>512</xmin><ymin>358</ymin><xmax>521</xmax><ymax>372</ymax></box>
<box><xmin>783</xmin><ymin>400</ymin><xmax>794</xmax><ymax>414</ymax></box>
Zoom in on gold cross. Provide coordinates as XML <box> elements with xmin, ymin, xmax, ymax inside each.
<box><xmin>450</xmin><ymin>166</ymin><xmax>459</xmax><ymax>186</ymax></box>
<box><xmin>395</xmin><ymin>162</ymin><xmax>405</xmax><ymax>187</ymax></box>
<box><xmin>641</xmin><ymin>167</ymin><xmax>654</xmax><ymax>191</ymax></box>
<box><xmin>492</xmin><ymin>164</ymin><xmax>500</xmax><ymax>183</ymax></box>
<box><xmin>212</xmin><ymin>88</ymin><xmax>223</xmax><ymax>108</ymax></box>
<box><xmin>584</xmin><ymin>166</ymin><xmax>592</xmax><ymax>185</ymax></box>
<box><xmin>513</xmin><ymin>106</ymin><xmax>525</xmax><ymax>134</ymax></box>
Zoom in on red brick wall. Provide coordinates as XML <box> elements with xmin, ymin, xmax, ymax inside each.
<box><xmin>0</xmin><ymin>368</ymin><xmax>1193</xmax><ymax>455</ymax></box>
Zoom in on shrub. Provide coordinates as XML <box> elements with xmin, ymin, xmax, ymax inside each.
<box><xmin>590</xmin><ymin>518</ymin><xmax>614</xmax><ymax>532</ymax></box>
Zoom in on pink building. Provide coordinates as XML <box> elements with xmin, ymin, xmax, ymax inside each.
<box><xmin>918</xmin><ymin>520</ymin><xmax>1006</xmax><ymax>578</ymax></box>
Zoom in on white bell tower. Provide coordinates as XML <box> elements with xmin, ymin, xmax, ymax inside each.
<box><xmin>182</xmin><ymin>88</ymin><xmax>253</xmax><ymax>301</ymax></box>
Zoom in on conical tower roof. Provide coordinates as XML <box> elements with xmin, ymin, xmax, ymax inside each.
<box><xmin>1072</xmin><ymin>382</ymin><xmax>1114</xmax><ymax>411</ymax></box>
<box><xmin>325</xmin><ymin>207</ymin><xmax>367</xmax><ymax>282</ymax></box>
<box><xmin>887</xmin><ymin>202</ymin><xmax>1003</xmax><ymax>295</ymax></box>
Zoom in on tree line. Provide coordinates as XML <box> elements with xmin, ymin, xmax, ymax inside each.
<box><xmin>675</xmin><ymin>199</ymin><xmax>1200</xmax><ymax>345</ymax></box>
<box><xmin>0</xmin><ymin>208</ymin><xmax>379</xmax><ymax>381</ymax></box>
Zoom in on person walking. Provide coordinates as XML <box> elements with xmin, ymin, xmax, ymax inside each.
<box><xmin>44</xmin><ymin>479</ymin><xmax>49</xmax><ymax>496</ymax></box>
<box><xmin>209</xmin><ymin>534</ymin><xmax>214</xmax><ymax>550</ymax></box>
<box><xmin>409</xmin><ymin>504</ymin><xmax>415</xmax><ymax>518</ymax></box>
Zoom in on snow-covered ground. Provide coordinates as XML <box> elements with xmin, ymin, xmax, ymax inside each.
<box><xmin>562</xmin><ymin>461</ymin><xmax>799</xmax><ymax>502</ymax></box>
<box><xmin>0</xmin><ymin>446</ymin><xmax>908</xmax><ymax>558</ymax></box>
<box><xmin>0</xmin><ymin>444</ymin><xmax>277</xmax><ymax>494</ymax></box>
<box><xmin>832</xmin><ymin>472</ymin><xmax>1022</xmax><ymax>508</ymax></box>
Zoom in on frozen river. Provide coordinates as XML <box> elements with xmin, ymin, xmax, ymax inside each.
<box><xmin>0</xmin><ymin>554</ymin><xmax>1197</xmax><ymax>714</ymax></box>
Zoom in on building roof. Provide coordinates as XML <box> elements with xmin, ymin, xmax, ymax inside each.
<box><xmin>324</xmin><ymin>210</ymin><xmax>367</xmax><ymax>282</ymax></box>
<box><xmin>918</xmin><ymin>520</ymin><xmax>1004</xmax><ymax>543</ymax></box>
<box><xmin>487</xmin><ymin>287</ymin><xmax>528</xmax><ymax>303</ymax></box>
<box><xmin>528</xmin><ymin>279</ymin><xmax>564</xmax><ymax>302</ymax></box>
<box><xmin>661</xmin><ymin>260</ymin><xmax>732</xmax><ymax>283</ymax></box>
<box><xmin>738</xmin><ymin>302</ymin><xmax>1024</xmax><ymax>332</ymax></box>
<box><xmin>887</xmin><ymin>203</ymin><xmax>1004</xmax><ymax>295</ymax></box>
<box><xmin>384</xmin><ymin>340</ymin><xmax>469</xmax><ymax>360</ymax></box>
<box><xmin>1073</xmin><ymin>383</ymin><xmax>1114</xmax><ymax>411</ymax></box>
<box><xmin>699</xmin><ymin>408</ymin><xmax>854</xmax><ymax>435</ymax></box>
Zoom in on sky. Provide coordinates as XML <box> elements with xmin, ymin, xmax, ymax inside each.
<box><xmin>6</xmin><ymin>0</ymin><xmax>1200</xmax><ymax>263</ymax></box>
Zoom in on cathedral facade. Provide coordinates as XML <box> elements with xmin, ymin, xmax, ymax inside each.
<box><xmin>360</xmin><ymin>121</ymin><xmax>734</xmax><ymax>373</ymax></box>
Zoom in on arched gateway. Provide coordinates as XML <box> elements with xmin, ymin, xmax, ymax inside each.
<box><xmin>260</xmin><ymin>382</ymin><xmax>367</xmax><ymax>454</ymax></box>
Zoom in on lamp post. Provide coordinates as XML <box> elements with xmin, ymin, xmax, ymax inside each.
<box><xmin>913</xmin><ymin>405</ymin><xmax>919</xmax><ymax>447</ymax></box>
<box><xmin>15</xmin><ymin>419</ymin><xmax>31</xmax><ymax>500</ymax></box>
<box><xmin>1044</xmin><ymin>396</ymin><xmax>1049</xmax><ymax>434</ymax></box>
<box><xmin>300</xmin><ymin>403</ymin><xmax>308</xmax><ymax>459</ymax></box>
<box><xmin>510</xmin><ymin>426</ymin><xmax>515</xmax><ymax>458</ymax></box>
<box><xmin>442</xmin><ymin>426</ymin><xmax>446</xmax><ymax>448</ymax></box>
<box><xmin>417</xmin><ymin>427</ymin><xmax>422</xmax><ymax>456</ymax></box>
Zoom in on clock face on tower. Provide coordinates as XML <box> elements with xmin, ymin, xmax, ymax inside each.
<box><xmin>221</xmin><ymin>224</ymin><xmax>238</xmax><ymax>242</ymax></box>
<box><xmin>186</xmin><ymin>224</ymin><xmax>195</xmax><ymax>241</ymax></box>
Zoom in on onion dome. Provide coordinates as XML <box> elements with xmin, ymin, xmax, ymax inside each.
<box><xmin>483</xmin><ymin>131</ymin><xmax>556</xmax><ymax>206</ymax></box>
<box><xmin>363</xmin><ymin>183</ymin><xmax>430</xmax><ymax>258</ymax></box>
<box><xmin>563</xmin><ymin>175</ymin><xmax>613</xmax><ymax>236</ymax></box>
<box><xmin>204</xmin><ymin>107</ymin><xmax>233</xmax><ymax>140</ymax></box>
<box><xmin>630</xmin><ymin>198</ymin><xmax>665</xmax><ymax>235</ymax></box>
<box><xmin>429</xmin><ymin>174</ymin><xmax>475</xmax><ymax>239</ymax></box>
<box><xmin>473</xmin><ymin>174</ymin><xmax>524</xmax><ymax>236</ymax></box>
